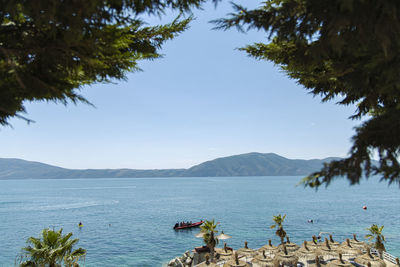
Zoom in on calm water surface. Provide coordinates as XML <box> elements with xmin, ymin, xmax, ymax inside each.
<box><xmin>0</xmin><ymin>176</ymin><xmax>399</xmax><ymax>266</ymax></box>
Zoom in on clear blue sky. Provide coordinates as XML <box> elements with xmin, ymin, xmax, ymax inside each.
<box><xmin>0</xmin><ymin>1</ymin><xmax>359</xmax><ymax>169</ymax></box>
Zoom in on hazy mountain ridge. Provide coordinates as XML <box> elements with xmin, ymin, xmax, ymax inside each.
<box><xmin>0</xmin><ymin>153</ymin><xmax>340</xmax><ymax>179</ymax></box>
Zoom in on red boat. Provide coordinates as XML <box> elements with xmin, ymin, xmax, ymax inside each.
<box><xmin>173</xmin><ymin>220</ymin><xmax>204</xmax><ymax>230</ymax></box>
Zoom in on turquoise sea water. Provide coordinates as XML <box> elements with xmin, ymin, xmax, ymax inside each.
<box><xmin>0</xmin><ymin>176</ymin><xmax>399</xmax><ymax>266</ymax></box>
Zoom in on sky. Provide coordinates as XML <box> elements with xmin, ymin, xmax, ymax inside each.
<box><xmin>0</xmin><ymin>1</ymin><xmax>360</xmax><ymax>169</ymax></box>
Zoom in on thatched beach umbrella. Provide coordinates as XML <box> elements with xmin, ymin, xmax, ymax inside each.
<box><xmin>316</xmin><ymin>238</ymin><xmax>338</xmax><ymax>261</ymax></box>
<box><xmin>217</xmin><ymin>231</ymin><xmax>232</xmax><ymax>240</ymax></box>
<box><xmin>327</xmin><ymin>253</ymin><xmax>353</xmax><ymax>267</ymax></box>
<box><xmin>338</xmin><ymin>239</ymin><xmax>362</xmax><ymax>260</ymax></box>
<box><xmin>306</xmin><ymin>236</ymin><xmax>320</xmax><ymax>250</ymax></box>
<box><xmin>302</xmin><ymin>240</ymin><xmax>318</xmax><ymax>252</ymax></box>
<box><xmin>308</xmin><ymin>256</ymin><xmax>327</xmax><ymax>267</ymax></box>
<box><xmin>278</xmin><ymin>237</ymin><xmax>300</xmax><ymax>253</ymax></box>
<box><xmin>237</xmin><ymin>241</ymin><xmax>257</xmax><ymax>257</ymax></box>
<box><xmin>251</xmin><ymin>250</ymin><xmax>275</xmax><ymax>267</ymax></box>
<box><xmin>349</xmin><ymin>234</ymin><xmax>367</xmax><ymax>250</ymax></box>
<box><xmin>215</xmin><ymin>232</ymin><xmax>232</xmax><ymax>258</ymax></box>
<box><xmin>216</xmin><ymin>243</ymin><xmax>233</xmax><ymax>261</ymax></box>
<box><xmin>223</xmin><ymin>252</ymin><xmax>248</xmax><ymax>267</ymax></box>
<box><xmin>197</xmin><ymin>261</ymin><xmax>218</xmax><ymax>267</ymax></box>
<box><xmin>354</xmin><ymin>248</ymin><xmax>386</xmax><ymax>267</ymax></box>
<box><xmin>196</xmin><ymin>232</ymin><xmax>205</xmax><ymax>238</ymax></box>
<box><xmin>274</xmin><ymin>245</ymin><xmax>299</xmax><ymax>267</ymax></box>
<box><xmin>328</xmin><ymin>235</ymin><xmax>340</xmax><ymax>249</ymax></box>
<box><xmin>259</xmin><ymin>240</ymin><xmax>279</xmax><ymax>257</ymax></box>
<box><xmin>197</xmin><ymin>255</ymin><xmax>218</xmax><ymax>267</ymax></box>
<box><xmin>296</xmin><ymin>241</ymin><xmax>318</xmax><ymax>262</ymax></box>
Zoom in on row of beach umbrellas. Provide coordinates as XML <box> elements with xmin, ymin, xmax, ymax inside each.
<box><xmin>194</xmin><ymin>233</ymin><xmax>388</xmax><ymax>267</ymax></box>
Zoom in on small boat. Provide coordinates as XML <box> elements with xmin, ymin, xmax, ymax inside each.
<box><xmin>174</xmin><ymin>220</ymin><xmax>204</xmax><ymax>230</ymax></box>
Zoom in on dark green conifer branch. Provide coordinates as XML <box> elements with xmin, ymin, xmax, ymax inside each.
<box><xmin>215</xmin><ymin>0</ymin><xmax>400</xmax><ymax>187</ymax></box>
<box><xmin>0</xmin><ymin>0</ymin><xmax>218</xmax><ymax>125</ymax></box>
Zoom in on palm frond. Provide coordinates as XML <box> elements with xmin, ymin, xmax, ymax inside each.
<box><xmin>19</xmin><ymin>228</ymin><xmax>85</xmax><ymax>267</ymax></box>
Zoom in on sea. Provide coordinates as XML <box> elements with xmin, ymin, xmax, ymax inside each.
<box><xmin>0</xmin><ymin>176</ymin><xmax>399</xmax><ymax>267</ymax></box>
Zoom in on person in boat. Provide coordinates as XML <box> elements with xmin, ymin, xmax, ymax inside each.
<box><xmin>78</xmin><ymin>222</ymin><xmax>83</xmax><ymax>227</ymax></box>
<box><xmin>174</xmin><ymin>222</ymin><xmax>179</xmax><ymax>228</ymax></box>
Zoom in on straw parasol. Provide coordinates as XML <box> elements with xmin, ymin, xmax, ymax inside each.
<box><xmin>223</xmin><ymin>252</ymin><xmax>248</xmax><ymax>267</ymax></box>
<box><xmin>316</xmin><ymin>238</ymin><xmax>338</xmax><ymax>261</ymax></box>
<box><xmin>197</xmin><ymin>261</ymin><xmax>218</xmax><ymax>267</ymax></box>
<box><xmin>278</xmin><ymin>236</ymin><xmax>300</xmax><ymax>253</ymax></box>
<box><xmin>349</xmin><ymin>234</ymin><xmax>368</xmax><ymax>250</ymax></box>
<box><xmin>328</xmin><ymin>235</ymin><xmax>340</xmax><ymax>249</ymax></box>
<box><xmin>307</xmin><ymin>256</ymin><xmax>327</xmax><ymax>267</ymax></box>
<box><xmin>252</xmin><ymin>250</ymin><xmax>275</xmax><ymax>267</ymax></box>
<box><xmin>312</xmin><ymin>235</ymin><xmax>320</xmax><ymax>243</ymax></box>
<box><xmin>301</xmin><ymin>241</ymin><xmax>318</xmax><ymax>251</ymax></box>
<box><xmin>338</xmin><ymin>239</ymin><xmax>363</xmax><ymax>260</ymax></box>
<box><xmin>259</xmin><ymin>240</ymin><xmax>279</xmax><ymax>257</ymax></box>
<box><xmin>196</xmin><ymin>232</ymin><xmax>205</xmax><ymax>238</ymax></box>
<box><xmin>197</xmin><ymin>255</ymin><xmax>218</xmax><ymax>267</ymax></box>
<box><xmin>274</xmin><ymin>244</ymin><xmax>299</xmax><ymax>267</ymax></box>
<box><xmin>354</xmin><ymin>248</ymin><xmax>386</xmax><ymax>267</ymax></box>
<box><xmin>216</xmin><ymin>243</ymin><xmax>233</xmax><ymax>261</ymax></box>
<box><xmin>237</xmin><ymin>241</ymin><xmax>257</xmax><ymax>257</ymax></box>
<box><xmin>217</xmin><ymin>231</ymin><xmax>232</xmax><ymax>240</ymax></box>
<box><xmin>296</xmin><ymin>241</ymin><xmax>319</xmax><ymax>262</ymax></box>
<box><xmin>215</xmin><ymin>231</ymin><xmax>232</xmax><ymax>259</ymax></box>
<box><xmin>327</xmin><ymin>253</ymin><xmax>353</xmax><ymax>267</ymax></box>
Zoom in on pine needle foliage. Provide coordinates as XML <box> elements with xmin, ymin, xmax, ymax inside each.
<box><xmin>213</xmin><ymin>0</ymin><xmax>400</xmax><ymax>188</ymax></box>
<box><xmin>0</xmin><ymin>0</ymin><xmax>218</xmax><ymax>125</ymax></box>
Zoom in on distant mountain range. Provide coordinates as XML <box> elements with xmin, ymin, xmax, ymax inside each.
<box><xmin>0</xmin><ymin>153</ymin><xmax>340</xmax><ymax>179</ymax></box>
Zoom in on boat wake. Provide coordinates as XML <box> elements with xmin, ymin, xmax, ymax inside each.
<box><xmin>62</xmin><ymin>186</ymin><xmax>137</xmax><ymax>190</ymax></box>
<box><xmin>35</xmin><ymin>200</ymin><xmax>120</xmax><ymax>211</ymax></box>
<box><xmin>0</xmin><ymin>200</ymin><xmax>120</xmax><ymax>212</ymax></box>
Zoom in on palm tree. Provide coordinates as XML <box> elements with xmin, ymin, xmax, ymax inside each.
<box><xmin>63</xmin><ymin>248</ymin><xmax>86</xmax><ymax>267</ymax></box>
<box><xmin>365</xmin><ymin>224</ymin><xmax>386</xmax><ymax>256</ymax></box>
<box><xmin>200</xmin><ymin>219</ymin><xmax>219</xmax><ymax>262</ymax></box>
<box><xmin>270</xmin><ymin>214</ymin><xmax>287</xmax><ymax>244</ymax></box>
<box><xmin>19</xmin><ymin>228</ymin><xmax>86</xmax><ymax>267</ymax></box>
